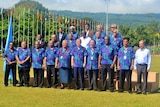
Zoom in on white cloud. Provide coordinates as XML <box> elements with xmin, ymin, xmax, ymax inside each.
<box><xmin>0</xmin><ymin>0</ymin><xmax>160</xmax><ymax>13</ymax></box>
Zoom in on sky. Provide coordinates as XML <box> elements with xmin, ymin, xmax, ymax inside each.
<box><xmin>0</xmin><ymin>0</ymin><xmax>160</xmax><ymax>14</ymax></box>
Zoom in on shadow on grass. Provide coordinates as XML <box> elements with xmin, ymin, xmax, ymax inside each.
<box><xmin>150</xmin><ymin>88</ymin><xmax>160</xmax><ymax>94</ymax></box>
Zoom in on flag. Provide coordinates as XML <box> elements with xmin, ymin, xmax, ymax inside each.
<box><xmin>74</xmin><ymin>18</ymin><xmax>77</xmax><ymax>26</ymax></box>
<box><xmin>3</xmin><ymin>17</ymin><xmax>13</xmax><ymax>80</ymax></box>
<box><xmin>40</xmin><ymin>11</ymin><xmax>42</xmax><ymax>21</ymax></box>
<box><xmin>58</xmin><ymin>16</ymin><xmax>61</xmax><ymax>23</ymax></box>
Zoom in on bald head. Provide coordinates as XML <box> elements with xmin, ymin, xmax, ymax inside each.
<box><xmin>139</xmin><ymin>40</ymin><xmax>145</xmax><ymax>49</ymax></box>
<box><xmin>35</xmin><ymin>41</ymin><xmax>40</xmax><ymax>49</ymax></box>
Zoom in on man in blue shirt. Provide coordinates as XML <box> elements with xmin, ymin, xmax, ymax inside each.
<box><xmin>16</xmin><ymin>41</ymin><xmax>31</xmax><ymax>87</ymax></box>
<box><xmin>66</xmin><ymin>33</ymin><xmax>76</xmax><ymax>50</ymax></box>
<box><xmin>86</xmin><ymin>40</ymin><xmax>99</xmax><ymax>91</ymax></box>
<box><xmin>32</xmin><ymin>41</ymin><xmax>45</xmax><ymax>88</ymax></box>
<box><xmin>37</xmin><ymin>34</ymin><xmax>46</xmax><ymax>49</ymax></box>
<box><xmin>71</xmin><ymin>39</ymin><xmax>87</xmax><ymax>90</ymax></box>
<box><xmin>134</xmin><ymin>40</ymin><xmax>151</xmax><ymax>94</ymax></box>
<box><xmin>92</xmin><ymin>24</ymin><xmax>106</xmax><ymax>39</ymax></box>
<box><xmin>93</xmin><ymin>31</ymin><xmax>104</xmax><ymax>51</ymax></box>
<box><xmin>66</xmin><ymin>26</ymin><xmax>80</xmax><ymax>40</ymax></box>
<box><xmin>44</xmin><ymin>40</ymin><xmax>59</xmax><ymax>88</ymax></box>
<box><xmin>3</xmin><ymin>42</ymin><xmax>17</xmax><ymax>86</ymax></box>
<box><xmin>117</xmin><ymin>38</ymin><xmax>135</xmax><ymax>93</ymax></box>
<box><xmin>110</xmin><ymin>28</ymin><xmax>123</xmax><ymax>81</ymax></box>
<box><xmin>98</xmin><ymin>36</ymin><xmax>117</xmax><ymax>92</ymax></box>
<box><xmin>109</xmin><ymin>24</ymin><xmax>122</xmax><ymax>39</ymax></box>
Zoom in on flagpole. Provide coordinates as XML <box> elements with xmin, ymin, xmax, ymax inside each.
<box><xmin>105</xmin><ymin>0</ymin><xmax>109</xmax><ymax>34</ymax></box>
<box><xmin>49</xmin><ymin>13</ymin><xmax>50</xmax><ymax>39</ymax></box>
<box><xmin>27</xmin><ymin>9</ymin><xmax>30</xmax><ymax>48</ymax></box>
<box><xmin>32</xmin><ymin>10</ymin><xmax>35</xmax><ymax>48</ymax></box>
<box><xmin>12</xmin><ymin>6</ymin><xmax>15</xmax><ymax>42</ymax></box>
<box><xmin>44</xmin><ymin>13</ymin><xmax>47</xmax><ymax>41</ymax></box>
<box><xmin>1</xmin><ymin>7</ymin><xmax>3</xmax><ymax>51</ymax></box>
<box><xmin>37</xmin><ymin>10</ymin><xmax>39</xmax><ymax>35</ymax></box>
<box><xmin>18</xmin><ymin>8</ymin><xmax>20</xmax><ymax>47</ymax></box>
<box><xmin>40</xmin><ymin>11</ymin><xmax>42</xmax><ymax>35</ymax></box>
<box><xmin>23</xmin><ymin>8</ymin><xmax>25</xmax><ymax>41</ymax></box>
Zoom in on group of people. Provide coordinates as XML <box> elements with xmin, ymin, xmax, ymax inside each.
<box><xmin>3</xmin><ymin>23</ymin><xmax>151</xmax><ymax>94</ymax></box>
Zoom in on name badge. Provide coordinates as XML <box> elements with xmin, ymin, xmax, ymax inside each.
<box><xmin>124</xmin><ymin>55</ymin><xmax>127</xmax><ymax>60</ymax></box>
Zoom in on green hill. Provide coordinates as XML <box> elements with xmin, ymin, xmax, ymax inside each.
<box><xmin>14</xmin><ymin>0</ymin><xmax>48</xmax><ymax>12</ymax></box>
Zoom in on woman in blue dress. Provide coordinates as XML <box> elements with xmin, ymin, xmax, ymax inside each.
<box><xmin>55</xmin><ymin>40</ymin><xmax>72</xmax><ymax>89</ymax></box>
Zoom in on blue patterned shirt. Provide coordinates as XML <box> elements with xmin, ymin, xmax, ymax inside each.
<box><xmin>66</xmin><ymin>32</ymin><xmax>80</xmax><ymax>40</ymax></box>
<box><xmin>16</xmin><ymin>47</ymin><xmax>31</xmax><ymax>68</ymax></box>
<box><xmin>118</xmin><ymin>46</ymin><xmax>135</xmax><ymax>70</ymax></box>
<box><xmin>31</xmin><ymin>48</ymin><xmax>45</xmax><ymax>69</ymax></box>
<box><xmin>67</xmin><ymin>40</ymin><xmax>76</xmax><ymax>50</ymax></box>
<box><xmin>92</xmin><ymin>31</ymin><xmax>106</xmax><ymax>39</ymax></box>
<box><xmin>71</xmin><ymin>46</ymin><xmax>87</xmax><ymax>67</ymax></box>
<box><xmin>109</xmin><ymin>32</ymin><xmax>122</xmax><ymax>38</ymax></box>
<box><xmin>99</xmin><ymin>44</ymin><xmax>118</xmax><ymax>65</ymax></box>
<box><xmin>3</xmin><ymin>49</ymin><xmax>17</xmax><ymax>65</ymax></box>
<box><xmin>86</xmin><ymin>47</ymin><xmax>99</xmax><ymax>70</ymax></box>
<box><xmin>56</xmin><ymin>48</ymin><xmax>71</xmax><ymax>68</ymax></box>
<box><xmin>94</xmin><ymin>38</ymin><xmax>104</xmax><ymax>51</ymax></box>
<box><xmin>45</xmin><ymin>47</ymin><xmax>58</xmax><ymax>66</ymax></box>
<box><xmin>110</xmin><ymin>35</ymin><xmax>123</xmax><ymax>50</ymax></box>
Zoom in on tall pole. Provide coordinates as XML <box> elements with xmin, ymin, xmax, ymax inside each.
<box><xmin>18</xmin><ymin>8</ymin><xmax>20</xmax><ymax>47</ymax></box>
<box><xmin>45</xmin><ymin>13</ymin><xmax>47</xmax><ymax>41</ymax></box>
<box><xmin>106</xmin><ymin>0</ymin><xmax>109</xmax><ymax>34</ymax></box>
<box><xmin>1</xmin><ymin>7</ymin><xmax>3</xmax><ymax>51</ymax></box>
<box><xmin>23</xmin><ymin>8</ymin><xmax>25</xmax><ymax>41</ymax></box>
<box><xmin>27</xmin><ymin>9</ymin><xmax>30</xmax><ymax>48</ymax></box>
<box><xmin>37</xmin><ymin>10</ymin><xmax>39</xmax><ymax>35</ymax></box>
<box><xmin>32</xmin><ymin>10</ymin><xmax>35</xmax><ymax>48</ymax></box>
<box><xmin>40</xmin><ymin>11</ymin><xmax>42</xmax><ymax>35</ymax></box>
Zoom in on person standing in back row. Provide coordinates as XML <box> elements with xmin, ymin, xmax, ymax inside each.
<box><xmin>134</xmin><ymin>40</ymin><xmax>151</xmax><ymax>95</ymax></box>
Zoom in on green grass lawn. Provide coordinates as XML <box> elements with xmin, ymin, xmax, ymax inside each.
<box><xmin>0</xmin><ymin>56</ymin><xmax>160</xmax><ymax>107</ymax></box>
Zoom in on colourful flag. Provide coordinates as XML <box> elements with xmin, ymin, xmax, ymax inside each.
<box><xmin>74</xmin><ymin>18</ymin><xmax>77</xmax><ymax>26</ymax></box>
<box><xmin>58</xmin><ymin>16</ymin><xmax>61</xmax><ymax>23</ymax></box>
<box><xmin>3</xmin><ymin>17</ymin><xmax>13</xmax><ymax>80</ymax></box>
<box><xmin>40</xmin><ymin>11</ymin><xmax>42</xmax><ymax>21</ymax></box>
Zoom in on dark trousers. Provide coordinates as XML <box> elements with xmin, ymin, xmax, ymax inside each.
<box><xmin>33</xmin><ymin>68</ymin><xmax>44</xmax><ymax>87</ymax></box>
<box><xmin>74</xmin><ymin>67</ymin><xmax>84</xmax><ymax>89</ymax></box>
<box><xmin>46</xmin><ymin>65</ymin><xmax>58</xmax><ymax>87</ymax></box>
<box><xmin>119</xmin><ymin>70</ymin><xmax>132</xmax><ymax>91</ymax></box>
<box><xmin>18</xmin><ymin>67</ymin><xmax>30</xmax><ymax>85</ymax></box>
<box><xmin>88</xmin><ymin>69</ymin><xmax>98</xmax><ymax>89</ymax></box>
<box><xmin>101</xmin><ymin>64</ymin><xmax>114</xmax><ymax>90</ymax></box>
<box><xmin>137</xmin><ymin>64</ymin><xmax>148</xmax><ymax>92</ymax></box>
<box><xmin>4</xmin><ymin>63</ymin><xmax>17</xmax><ymax>85</ymax></box>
